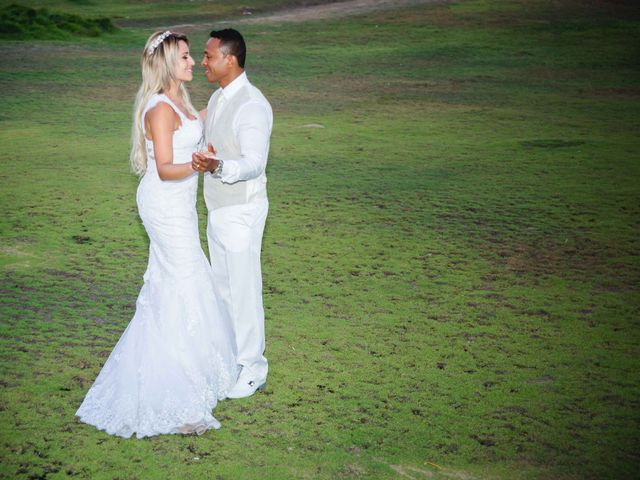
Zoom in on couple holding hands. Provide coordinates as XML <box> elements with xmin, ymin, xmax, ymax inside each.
<box><xmin>76</xmin><ymin>29</ymin><xmax>272</xmax><ymax>438</ymax></box>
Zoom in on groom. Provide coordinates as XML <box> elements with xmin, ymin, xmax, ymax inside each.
<box><xmin>193</xmin><ymin>29</ymin><xmax>273</xmax><ymax>399</ymax></box>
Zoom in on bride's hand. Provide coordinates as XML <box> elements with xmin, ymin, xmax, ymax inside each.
<box><xmin>191</xmin><ymin>152</ymin><xmax>204</xmax><ymax>172</ymax></box>
<box><xmin>192</xmin><ymin>148</ymin><xmax>220</xmax><ymax>173</ymax></box>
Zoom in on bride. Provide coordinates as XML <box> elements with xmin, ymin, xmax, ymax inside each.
<box><xmin>76</xmin><ymin>31</ymin><xmax>238</xmax><ymax>438</ymax></box>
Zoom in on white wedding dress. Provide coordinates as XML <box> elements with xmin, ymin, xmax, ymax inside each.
<box><xmin>76</xmin><ymin>94</ymin><xmax>238</xmax><ymax>438</ymax></box>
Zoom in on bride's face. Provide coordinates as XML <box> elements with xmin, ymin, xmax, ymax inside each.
<box><xmin>174</xmin><ymin>40</ymin><xmax>195</xmax><ymax>82</ymax></box>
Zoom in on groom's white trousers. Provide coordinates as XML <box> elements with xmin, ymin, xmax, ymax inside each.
<box><xmin>206</xmin><ymin>198</ymin><xmax>269</xmax><ymax>383</ymax></box>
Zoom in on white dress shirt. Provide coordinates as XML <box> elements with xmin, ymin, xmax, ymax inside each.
<box><xmin>206</xmin><ymin>72</ymin><xmax>273</xmax><ymax>185</ymax></box>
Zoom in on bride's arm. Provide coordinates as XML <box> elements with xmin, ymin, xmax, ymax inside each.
<box><xmin>145</xmin><ymin>103</ymin><xmax>195</xmax><ymax>180</ymax></box>
<box><xmin>199</xmin><ymin>108</ymin><xmax>207</xmax><ymax>121</ymax></box>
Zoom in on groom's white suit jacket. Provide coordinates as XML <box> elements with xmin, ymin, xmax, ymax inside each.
<box><xmin>203</xmin><ymin>72</ymin><xmax>273</xmax><ymax>210</ymax></box>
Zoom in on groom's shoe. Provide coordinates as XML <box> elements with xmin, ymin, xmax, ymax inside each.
<box><xmin>227</xmin><ymin>376</ymin><xmax>266</xmax><ymax>399</ymax></box>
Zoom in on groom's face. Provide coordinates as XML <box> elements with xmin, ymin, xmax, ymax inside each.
<box><xmin>202</xmin><ymin>38</ymin><xmax>231</xmax><ymax>86</ymax></box>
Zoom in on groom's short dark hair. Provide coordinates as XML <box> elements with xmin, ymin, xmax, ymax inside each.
<box><xmin>210</xmin><ymin>29</ymin><xmax>246</xmax><ymax>68</ymax></box>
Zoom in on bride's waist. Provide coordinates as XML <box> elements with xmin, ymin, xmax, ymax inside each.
<box><xmin>139</xmin><ymin>172</ymin><xmax>197</xmax><ymax>192</ymax></box>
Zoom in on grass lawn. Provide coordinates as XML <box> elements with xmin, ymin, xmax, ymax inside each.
<box><xmin>1</xmin><ymin>0</ymin><xmax>639</xmax><ymax>478</ymax></box>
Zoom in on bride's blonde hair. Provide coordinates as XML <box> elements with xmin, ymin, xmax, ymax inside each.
<box><xmin>130</xmin><ymin>31</ymin><xmax>198</xmax><ymax>176</ymax></box>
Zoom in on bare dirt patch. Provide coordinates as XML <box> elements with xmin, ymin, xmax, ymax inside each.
<box><xmin>242</xmin><ymin>0</ymin><xmax>446</xmax><ymax>23</ymax></box>
<box><xmin>168</xmin><ymin>0</ymin><xmax>447</xmax><ymax>32</ymax></box>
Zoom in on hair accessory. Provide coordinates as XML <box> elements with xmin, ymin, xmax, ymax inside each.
<box><xmin>148</xmin><ymin>31</ymin><xmax>172</xmax><ymax>55</ymax></box>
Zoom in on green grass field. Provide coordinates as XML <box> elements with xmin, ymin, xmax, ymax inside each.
<box><xmin>1</xmin><ymin>1</ymin><xmax>639</xmax><ymax>478</ymax></box>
